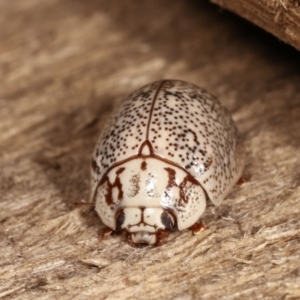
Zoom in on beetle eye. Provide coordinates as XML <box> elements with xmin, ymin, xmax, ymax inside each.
<box><xmin>161</xmin><ymin>211</ymin><xmax>174</xmax><ymax>231</ymax></box>
<box><xmin>116</xmin><ymin>211</ymin><xmax>125</xmax><ymax>232</ymax></box>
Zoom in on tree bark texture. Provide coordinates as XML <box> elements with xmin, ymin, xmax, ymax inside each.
<box><xmin>211</xmin><ymin>0</ymin><xmax>300</xmax><ymax>51</ymax></box>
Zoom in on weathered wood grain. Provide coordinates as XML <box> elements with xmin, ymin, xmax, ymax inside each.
<box><xmin>211</xmin><ymin>0</ymin><xmax>300</xmax><ymax>51</ymax></box>
<box><xmin>1</xmin><ymin>0</ymin><xmax>300</xmax><ymax>299</ymax></box>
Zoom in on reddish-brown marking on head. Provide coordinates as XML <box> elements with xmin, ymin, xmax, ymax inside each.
<box><xmin>164</xmin><ymin>167</ymin><xmax>201</xmax><ymax>206</ymax></box>
<box><xmin>141</xmin><ymin>161</ymin><xmax>147</xmax><ymax>170</ymax></box>
<box><xmin>100</xmin><ymin>167</ymin><xmax>125</xmax><ymax>206</ymax></box>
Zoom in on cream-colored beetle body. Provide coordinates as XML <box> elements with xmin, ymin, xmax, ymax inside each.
<box><xmin>91</xmin><ymin>80</ymin><xmax>244</xmax><ymax>246</ymax></box>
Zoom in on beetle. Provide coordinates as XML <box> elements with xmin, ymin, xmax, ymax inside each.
<box><xmin>90</xmin><ymin>80</ymin><xmax>244</xmax><ymax>246</ymax></box>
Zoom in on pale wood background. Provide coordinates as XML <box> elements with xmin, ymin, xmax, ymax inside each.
<box><xmin>1</xmin><ymin>1</ymin><xmax>300</xmax><ymax>299</ymax></box>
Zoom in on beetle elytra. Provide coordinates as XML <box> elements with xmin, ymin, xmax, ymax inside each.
<box><xmin>90</xmin><ymin>80</ymin><xmax>244</xmax><ymax>246</ymax></box>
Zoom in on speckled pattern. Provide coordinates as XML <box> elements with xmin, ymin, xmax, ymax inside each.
<box><xmin>91</xmin><ymin>80</ymin><xmax>244</xmax><ymax>206</ymax></box>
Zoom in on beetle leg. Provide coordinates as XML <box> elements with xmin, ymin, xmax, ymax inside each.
<box><xmin>190</xmin><ymin>222</ymin><xmax>207</xmax><ymax>235</ymax></box>
<box><xmin>155</xmin><ymin>230</ymin><xmax>170</xmax><ymax>246</ymax></box>
<box><xmin>236</xmin><ymin>175</ymin><xmax>250</xmax><ymax>185</ymax></box>
<box><xmin>101</xmin><ymin>227</ymin><xmax>113</xmax><ymax>240</ymax></box>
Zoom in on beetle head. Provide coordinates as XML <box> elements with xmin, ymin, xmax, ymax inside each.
<box><xmin>115</xmin><ymin>207</ymin><xmax>176</xmax><ymax>246</ymax></box>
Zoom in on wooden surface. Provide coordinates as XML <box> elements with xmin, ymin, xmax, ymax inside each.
<box><xmin>211</xmin><ymin>0</ymin><xmax>300</xmax><ymax>51</ymax></box>
<box><xmin>1</xmin><ymin>0</ymin><xmax>300</xmax><ymax>299</ymax></box>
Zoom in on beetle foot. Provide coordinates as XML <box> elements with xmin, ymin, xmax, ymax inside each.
<box><xmin>155</xmin><ymin>230</ymin><xmax>170</xmax><ymax>246</ymax></box>
<box><xmin>236</xmin><ymin>175</ymin><xmax>250</xmax><ymax>186</ymax></box>
<box><xmin>190</xmin><ymin>222</ymin><xmax>207</xmax><ymax>235</ymax></box>
<box><xmin>101</xmin><ymin>227</ymin><xmax>113</xmax><ymax>240</ymax></box>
